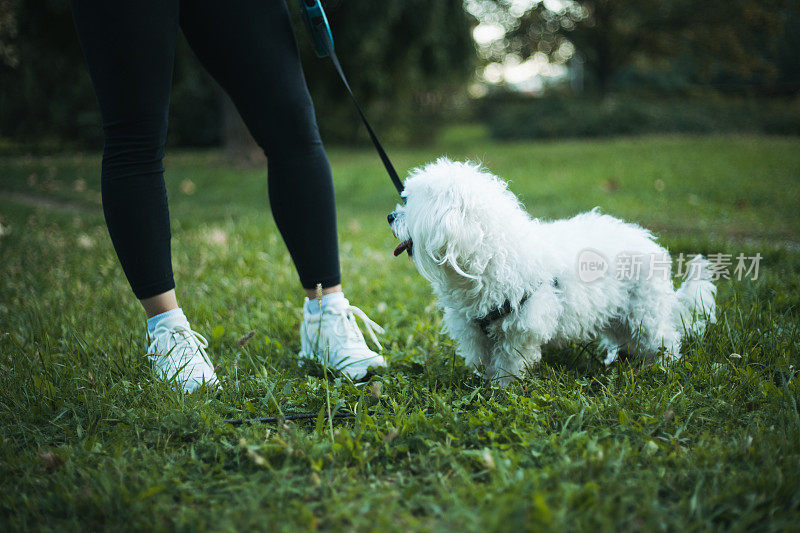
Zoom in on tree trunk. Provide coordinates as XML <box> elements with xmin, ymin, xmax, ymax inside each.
<box><xmin>593</xmin><ymin>4</ymin><xmax>613</xmax><ymax>97</ymax></box>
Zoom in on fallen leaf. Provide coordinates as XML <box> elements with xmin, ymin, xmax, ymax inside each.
<box><xmin>481</xmin><ymin>449</ymin><xmax>495</xmax><ymax>470</ymax></box>
<box><xmin>600</xmin><ymin>178</ymin><xmax>619</xmax><ymax>193</ymax></box>
<box><xmin>39</xmin><ymin>451</ymin><xmax>63</xmax><ymax>472</ymax></box>
<box><xmin>383</xmin><ymin>428</ymin><xmax>399</xmax><ymax>443</ymax></box>
<box><xmin>180</xmin><ymin>179</ymin><xmax>196</xmax><ymax>195</ymax></box>
<box><xmin>238</xmin><ymin>331</ymin><xmax>255</xmax><ymax>347</ymax></box>
<box><xmin>77</xmin><ymin>234</ymin><xmax>93</xmax><ymax>249</ymax></box>
<box><xmin>207</xmin><ymin>228</ymin><xmax>228</xmax><ymax>245</ymax></box>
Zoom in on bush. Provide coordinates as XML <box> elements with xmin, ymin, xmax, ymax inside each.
<box><xmin>480</xmin><ymin>95</ymin><xmax>800</xmax><ymax>140</ymax></box>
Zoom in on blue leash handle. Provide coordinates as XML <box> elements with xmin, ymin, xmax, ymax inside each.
<box><xmin>298</xmin><ymin>0</ymin><xmax>334</xmax><ymax>58</ymax></box>
<box><xmin>297</xmin><ymin>0</ymin><xmax>405</xmax><ymax>197</ymax></box>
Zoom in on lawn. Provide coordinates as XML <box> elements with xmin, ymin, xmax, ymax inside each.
<box><xmin>1</xmin><ymin>130</ymin><xmax>799</xmax><ymax>530</ymax></box>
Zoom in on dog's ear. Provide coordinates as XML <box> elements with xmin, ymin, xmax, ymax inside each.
<box><xmin>415</xmin><ymin>198</ymin><xmax>490</xmax><ymax>281</ymax></box>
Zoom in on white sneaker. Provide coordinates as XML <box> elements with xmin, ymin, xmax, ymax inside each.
<box><xmin>147</xmin><ymin>324</ymin><xmax>219</xmax><ymax>392</ymax></box>
<box><xmin>299</xmin><ymin>295</ymin><xmax>387</xmax><ymax>380</ymax></box>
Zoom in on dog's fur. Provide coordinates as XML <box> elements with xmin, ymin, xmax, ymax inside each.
<box><xmin>389</xmin><ymin>158</ymin><xmax>716</xmax><ymax>384</ymax></box>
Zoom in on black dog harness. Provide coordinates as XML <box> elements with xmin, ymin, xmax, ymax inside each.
<box><xmin>475</xmin><ymin>294</ymin><xmax>530</xmax><ymax>336</ymax></box>
<box><xmin>474</xmin><ymin>278</ymin><xmax>558</xmax><ymax>336</ymax></box>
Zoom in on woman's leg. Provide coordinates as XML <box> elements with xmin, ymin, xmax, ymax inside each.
<box><xmin>71</xmin><ymin>1</ymin><xmax>217</xmax><ymax>390</ymax></box>
<box><xmin>180</xmin><ymin>0</ymin><xmax>385</xmax><ymax>379</ymax></box>
<box><xmin>179</xmin><ymin>0</ymin><xmax>341</xmax><ymax>292</ymax></box>
<box><xmin>70</xmin><ymin>0</ymin><xmax>179</xmax><ymax>313</ymax></box>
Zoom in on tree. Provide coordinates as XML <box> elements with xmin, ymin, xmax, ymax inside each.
<box><xmin>296</xmin><ymin>0</ymin><xmax>476</xmax><ymax>144</ymax></box>
<box><xmin>222</xmin><ymin>0</ymin><xmax>477</xmax><ymax>161</ymax></box>
<box><xmin>0</xmin><ymin>0</ymin><xmax>220</xmax><ymax>148</ymax></box>
<box><xmin>468</xmin><ymin>0</ymin><xmax>798</xmax><ymax>96</ymax></box>
<box><xmin>0</xmin><ymin>0</ymin><xmax>19</xmax><ymax>69</ymax></box>
<box><xmin>675</xmin><ymin>0</ymin><xmax>799</xmax><ymax>94</ymax></box>
<box><xmin>1</xmin><ymin>0</ymin><xmax>476</xmax><ymax>149</ymax></box>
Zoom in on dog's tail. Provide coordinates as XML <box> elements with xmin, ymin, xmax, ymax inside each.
<box><xmin>675</xmin><ymin>255</ymin><xmax>717</xmax><ymax>336</ymax></box>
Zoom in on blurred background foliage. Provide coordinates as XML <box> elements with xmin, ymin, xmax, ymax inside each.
<box><xmin>0</xmin><ymin>0</ymin><xmax>798</xmax><ymax>151</ymax></box>
<box><xmin>470</xmin><ymin>0</ymin><xmax>800</xmax><ymax>96</ymax></box>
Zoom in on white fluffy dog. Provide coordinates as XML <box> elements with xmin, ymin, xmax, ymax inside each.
<box><xmin>389</xmin><ymin>158</ymin><xmax>716</xmax><ymax>384</ymax></box>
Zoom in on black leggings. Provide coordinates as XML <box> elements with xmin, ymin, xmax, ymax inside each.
<box><xmin>71</xmin><ymin>0</ymin><xmax>340</xmax><ymax>299</ymax></box>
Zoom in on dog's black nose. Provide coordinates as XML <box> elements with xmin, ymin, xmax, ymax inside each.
<box><xmin>387</xmin><ymin>212</ymin><xmax>395</xmax><ymax>224</ymax></box>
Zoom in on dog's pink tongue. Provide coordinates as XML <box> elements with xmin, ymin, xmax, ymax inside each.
<box><xmin>393</xmin><ymin>240</ymin><xmax>411</xmax><ymax>257</ymax></box>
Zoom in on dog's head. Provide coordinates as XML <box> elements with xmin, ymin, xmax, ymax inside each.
<box><xmin>388</xmin><ymin>158</ymin><xmax>522</xmax><ymax>284</ymax></box>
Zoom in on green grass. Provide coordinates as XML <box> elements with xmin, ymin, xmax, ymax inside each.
<box><xmin>1</xmin><ymin>130</ymin><xmax>799</xmax><ymax>531</ymax></box>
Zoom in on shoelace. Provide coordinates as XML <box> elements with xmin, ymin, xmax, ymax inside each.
<box><xmin>329</xmin><ymin>304</ymin><xmax>385</xmax><ymax>351</ymax></box>
<box><xmin>154</xmin><ymin>325</ymin><xmax>211</xmax><ymax>365</ymax></box>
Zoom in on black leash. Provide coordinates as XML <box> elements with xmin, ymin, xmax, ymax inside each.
<box><xmin>300</xmin><ymin>1</ymin><xmax>405</xmax><ymax>196</ymax></box>
<box><xmin>224</xmin><ymin>410</ymin><xmax>460</xmax><ymax>426</ymax></box>
<box><xmin>224</xmin><ymin>412</ymin><xmax>356</xmax><ymax>426</ymax></box>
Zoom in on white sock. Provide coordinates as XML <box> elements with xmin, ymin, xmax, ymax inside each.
<box><xmin>147</xmin><ymin>307</ymin><xmax>188</xmax><ymax>336</ymax></box>
<box><xmin>304</xmin><ymin>291</ymin><xmax>345</xmax><ymax>315</ymax></box>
